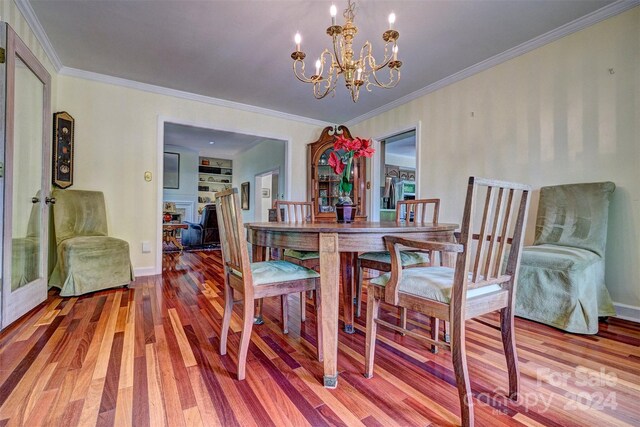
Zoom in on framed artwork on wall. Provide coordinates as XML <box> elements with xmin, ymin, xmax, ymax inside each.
<box><xmin>241</xmin><ymin>182</ymin><xmax>250</xmax><ymax>210</ymax></box>
<box><xmin>163</xmin><ymin>152</ymin><xmax>180</xmax><ymax>189</ymax></box>
<box><xmin>52</xmin><ymin>111</ymin><xmax>75</xmax><ymax>188</ymax></box>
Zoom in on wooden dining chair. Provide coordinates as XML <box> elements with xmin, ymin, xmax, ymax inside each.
<box><xmin>274</xmin><ymin>200</ymin><xmax>319</xmax><ymax>329</ymax></box>
<box><xmin>216</xmin><ymin>189</ymin><xmax>323</xmax><ymax>380</ymax></box>
<box><xmin>364</xmin><ymin>177</ymin><xmax>530</xmax><ymax>427</ymax></box>
<box><xmin>355</xmin><ymin>199</ymin><xmax>441</xmax><ymax>346</ymax></box>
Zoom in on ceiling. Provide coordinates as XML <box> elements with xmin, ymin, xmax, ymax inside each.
<box><xmin>385</xmin><ymin>130</ymin><xmax>416</xmax><ymax>158</ymax></box>
<box><xmin>164</xmin><ymin>122</ymin><xmax>283</xmax><ymax>158</ymax></box>
<box><xmin>29</xmin><ymin>0</ymin><xmax>616</xmax><ymax>124</ymax></box>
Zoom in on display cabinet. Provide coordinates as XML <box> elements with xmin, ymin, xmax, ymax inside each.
<box><xmin>307</xmin><ymin>125</ymin><xmax>367</xmax><ymax>222</ymax></box>
<box><xmin>197</xmin><ymin>157</ymin><xmax>232</xmax><ymax>215</ymax></box>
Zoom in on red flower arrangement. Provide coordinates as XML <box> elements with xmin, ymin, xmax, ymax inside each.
<box><xmin>328</xmin><ymin>135</ymin><xmax>375</xmax><ymax>199</ymax></box>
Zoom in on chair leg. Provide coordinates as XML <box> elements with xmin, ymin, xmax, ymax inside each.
<box><xmin>237</xmin><ymin>297</ymin><xmax>255</xmax><ymax>381</ymax></box>
<box><xmin>281</xmin><ymin>295</ymin><xmax>289</xmax><ymax>334</ymax></box>
<box><xmin>300</xmin><ymin>292</ymin><xmax>306</xmax><ymax>322</ymax></box>
<box><xmin>451</xmin><ymin>318</ymin><xmax>474</xmax><ymax>427</ymax></box>
<box><xmin>254</xmin><ymin>299</ymin><xmax>264</xmax><ymax>325</ymax></box>
<box><xmin>315</xmin><ymin>287</ymin><xmax>323</xmax><ymax>362</ymax></box>
<box><xmin>430</xmin><ymin>317</ymin><xmax>439</xmax><ymax>354</ymax></box>
<box><xmin>444</xmin><ymin>321</ymin><xmax>451</xmax><ymax>343</ymax></box>
<box><xmin>500</xmin><ymin>307</ymin><xmax>520</xmax><ymax>401</ymax></box>
<box><xmin>355</xmin><ymin>259</ymin><xmax>363</xmax><ymax>318</ymax></box>
<box><xmin>364</xmin><ymin>290</ymin><xmax>380</xmax><ymax>379</ymax></box>
<box><xmin>399</xmin><ymin>307</ymin><xmax>407</xmax><ymax>336</ymax></box>
<box><xmin>220</xmin><ymin>281</ymin><xmax>233</xmax><ymax>356</ymax></box>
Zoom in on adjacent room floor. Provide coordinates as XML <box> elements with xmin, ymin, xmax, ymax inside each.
<box><xmin>0</xmin><ymin>250</ymin><xmax>638</xmax><ymax>426</ymax></box>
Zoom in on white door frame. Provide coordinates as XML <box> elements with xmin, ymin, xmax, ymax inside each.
<box><xmin>370</xmin><ymin>121</ymin><xmax>421</xmax><ymax>221</ymax></box>
<box><xmin>155</xmin><ymin>116</ymin><xmax>292</xmax><ymax>274</ymax></box>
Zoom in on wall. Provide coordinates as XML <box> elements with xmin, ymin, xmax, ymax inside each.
<box><xmin>0</xmin><ymin>0</ymin><xmax>57</xmax><ymax>97</ymax></box>
<box><xmin>233</xmin><ymin>139</ymin><xmax>286</xmax><ymax>223</ymax></box>
<box><xmin>352</xmin><ymin>8</ymin><xmax>640</xmax><ymax>309</ymax></box>
<box><xmin>162</xmin><ymin>144</ymin><xmax>198</xmax><ymax>209</ymax></box>
<box><xmin>55</xmin><ymin>75</ymin><xmax>320</xmax><ymax>273</ymax></box>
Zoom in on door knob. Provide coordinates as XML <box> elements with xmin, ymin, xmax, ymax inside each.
<box><xmin>31</xmin><ymin>197</ymin><xmax>40</xmax><ymax>203</ymax></box>
<box><xmin>45</xmin><ymin>197</ymin><xmax>56</xmax><ymax>205</ymax></box>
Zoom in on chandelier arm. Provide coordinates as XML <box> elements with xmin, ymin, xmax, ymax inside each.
<box><xmin>292</xmin><ymin>60</ymin><xmax>317</xmax><ymax>83</ymax></box>
<box><xmin>368</xmin><ymin>67</ymin><xmax>400</xmax><ymax>90</ymax></box>
<box><xmin>314</xmin><ymin>66</ymin><xmax>337</xmax><ymax>99</ymax></box>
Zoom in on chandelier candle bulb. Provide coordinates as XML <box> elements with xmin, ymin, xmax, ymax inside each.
<box><xmin>393</xmin><ymin>45</ymin><xmax>398</xmax><ymax>61</ymax></box>
<box><xmin>388</xmin><ymin>12</ymin><xmax>396</xmax><ymax>30</ymax></box>
<box><xmin>294</xmin><ymin>32</ymin><xmax>301</xmax><ymax>51</ymax></box>
<box><xmin>330</xmin><ymin>4</ymin><xmax>337</xmax><ymax>25</ymax></box>
<box><xmin>315</xmin><ymin>59</ymin><xmax>321</xmax><ymax>75</ymax></box>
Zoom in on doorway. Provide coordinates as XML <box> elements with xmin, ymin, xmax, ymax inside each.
<box><xmin>155</xmin><ymin>117</ymin><xmax>291</xmax><ymax>274</ymax></box>
<box><xmin>254</xmin><ymin>169</ymin><xmax>280</xmax><ymax>222</ymax></box>
<box><xmin>371</xmin><ymin>126</ymin><xmax>419</xmax><ymax>222</ymax></box>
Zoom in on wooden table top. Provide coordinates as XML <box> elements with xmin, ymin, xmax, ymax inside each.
<box><xmin>245</xmin><ymin>221</ymin><xmax>458</xmax><ymax>233</ymax></box>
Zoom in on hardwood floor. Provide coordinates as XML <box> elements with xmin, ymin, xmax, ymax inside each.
<box><xmin>0</xmin><ymin>249</ymin><xmax>639</xmax><ymax>426</ymax></box>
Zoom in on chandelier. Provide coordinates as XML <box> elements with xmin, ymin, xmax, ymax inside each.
<box><xmin>290</xmin><ymin>0</ymin><xmax>402</xmax><ymax>102</ymax></box>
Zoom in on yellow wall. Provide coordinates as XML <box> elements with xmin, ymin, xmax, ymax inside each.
<box><xmin>0</xmin><ymin>0</ymin><xmax>57</xmax><ymax>101</ymax></box>
<box><xmin>352</xmin><ymin>8</ymin><xmax>640</xmax><ymax>306</ymax></box>
<box><xmin>55</xmin><ymin>75</ymin><xmax>323</xmax><ymax>272</ymax></box>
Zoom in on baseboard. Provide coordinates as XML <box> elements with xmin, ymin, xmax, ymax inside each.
<box><xmin>613</xmin><ymin>302</ymin><xmax>640</xmax><ymax>324</ymax></box>
<box><xmin>134</xmin><ymin>266</ymin><xmax>159</xmax><ymax>277</ymax></box>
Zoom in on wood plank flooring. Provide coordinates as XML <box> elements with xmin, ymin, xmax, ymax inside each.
<box><xmin>0</xmin><ymin>249</ymin><xmax>639</xmax><ymax>426</ymax></box>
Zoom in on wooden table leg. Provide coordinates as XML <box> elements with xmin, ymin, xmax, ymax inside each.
<box><xmin>252</xmin><ymin>244</ymin><xmax>267</xmax><ymax>325</ymax></box>
<box><xmin>319</xmin><ymin>233</ymin><xmax>340</xmax><ymax>388</ymax></box>
<box><xmin>340</xmin><ymin>252</ymin><xmax>356</xmax><ymax>334</ymax></box>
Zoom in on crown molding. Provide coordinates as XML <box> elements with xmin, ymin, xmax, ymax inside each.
<box><xmin>59</xmin><ymin>67</ymin><xmax>330</xmax><ymax>127</ymax></box>
<box><xmin>13</xmin><ymin>0</ymin><xmax>63</xmax><ymax>71</ymax></box>
<box><xmin>345</xmin><ymin>0</ymin><xmax>640</xmax><ymax>127</ymax></box>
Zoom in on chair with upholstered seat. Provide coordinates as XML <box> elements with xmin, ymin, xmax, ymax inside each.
<box><xmin>355</xmin><ymin>199</ymin><xmax>441</xmax><ymax>345</ymax></box>
<box><xmin>48</xmin><ymin>189</ymin><xmax>134</xmax><ymax>296</ymax></box>
<box><xmin>274</xmin><ymin>201</ymin><xmax>319</xmax><ymax>328</ymax></box>
<box><xmin>364</xmin><ymin>177</ymin><xmax>531</xmax><ymax>427</ymax></box>
<box><xmin>515</xmin><ymin>182</ymin><xmax>616</xmax><ymax>334</ymax></box>
<box><xmin>216</xmin><ymin>189</ymin><xmax>323</xmax><ymax>380</ymax></box>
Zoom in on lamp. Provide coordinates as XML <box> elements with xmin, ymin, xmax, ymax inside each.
<box><xmin>291</xmin><ymin>0</ymin><xmax>402</xmax><ymax>102</ymax></box>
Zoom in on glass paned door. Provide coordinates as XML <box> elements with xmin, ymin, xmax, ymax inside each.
<box><xmin>1</xmin><ymin>24</ymin><xmax>51</xmax><ymax>328</ymax></box>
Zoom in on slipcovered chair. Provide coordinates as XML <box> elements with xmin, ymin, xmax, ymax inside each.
<box><xmin>182</xmin><ymin>204</ymin><xmax>219</xmax><ymax>247</ymax></box>
<box><xmin>515</xmin><ymin>182</ymin><xmax>616</xmax><ymax>334</ymax></box>
<box><xmin>49</xmin><ymin>189</ymin><xmax>134</xmax><ymax>296</ymax></box>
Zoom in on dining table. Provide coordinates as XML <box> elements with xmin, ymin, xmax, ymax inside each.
<box><xmin>245</xmin><ymin>221</ymin><xmax>458</xmax><ymax>388</ymax></box>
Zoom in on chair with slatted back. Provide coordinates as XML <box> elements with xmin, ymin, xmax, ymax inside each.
<box><xmin>355</xmin><ymin>199</ymin><xmax>441</xmax><ymax>347</ymax></box>
<box><xmin>364</xmin><ymin>177</ymin><xmax>530</xmax><ymax>427</ymax></box>
<box><xmin>216</xmin><ymin>189</ymin><xmax>323</xmax><ymax>380</ymax></box>
<box><xmin>274</xmin><ymin>200</ymin><xmax>319</xmax><ymax>330</ymax></box>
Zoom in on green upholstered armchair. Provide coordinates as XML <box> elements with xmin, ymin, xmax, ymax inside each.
<box><xmin>48</xmin><ymin>189</ymin><xmax>134</xmax><ymax>296</ymax></box>
<box><xmin>515</xmin><ymin>182</ymin><xmax>616</xmax><ymax>334</ymax></box>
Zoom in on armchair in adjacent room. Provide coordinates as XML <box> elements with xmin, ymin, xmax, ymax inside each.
<box><xmin>181</xmin><ymin>204</ymin><xmax>219</xmax><ymax>247</ymax></box>
<box><xmin>515</xmin><ymin>182</ymin><xmax>616</xmax><ymax>334</ymax></box>
<box><xmin>49</xmin><ymin>189</ymin><xmax>134</xmax><ymax>297</ymax></box>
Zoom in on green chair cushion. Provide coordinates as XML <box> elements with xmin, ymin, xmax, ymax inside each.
<box><xmin>534</xmin><ymin>182</ymin><xmax>614</xmax><ymax>258</ymax></box>
<box><xmin>370</xmin><ymin>266</ymin><xmax>502</xmax><ymax>304</ymax></box>
<box><xmin>283</xmin><ymin>249</ymin><xmax>320</xmax><ymax>261</ymax></box>
<box><xmin>359</xmin><ymin>250</ymin><xmax>430</xmax><ymax>266</ymax></box>
<box><xmin>232</xmin><ymin>260</ymin><xmax>320</xmax><ymax>286</ymax></box>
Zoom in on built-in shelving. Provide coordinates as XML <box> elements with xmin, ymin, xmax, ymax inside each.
<box><xmin>198</xmin><ymin>157</ymin><xmax>232</xmax><ymax>214</ymax></box>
